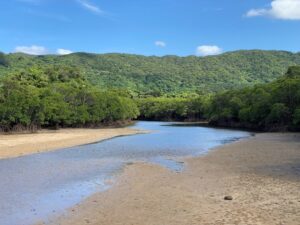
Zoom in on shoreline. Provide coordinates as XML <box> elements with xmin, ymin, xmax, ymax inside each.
<box><xmin>45</xmin><ymin>132</ymin><xmax>300</xmax><ymax>225</ymax></box>
<box><xmin>0</xmin><ymin>127</ymin><xmax>146</xmax><ymax>160</ymax></box>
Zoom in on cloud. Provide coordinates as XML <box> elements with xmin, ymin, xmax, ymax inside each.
<box><xmin>77</xmin><ymin>0</ymin><xmax>104</xmax><ymax>14</ymax></box>
<box><xmin>14</xmin><ymin>45</ymin><xmax>48</xmax><ymax>55</ymax></box>
<box><xmin>196</xmin><ymin>45</ymin><xmax>222</xmax><ymax>56</ymax></box>
<box><xmin>246</xmin><ymin>9</ymin><xmax>268</xmax><ymax>17</ymax></box>
<box><xmin>155</xmin><ymin>41</ymin><xmax>166</xmax><ymax>48</ymax></box>
<box><xmin>57</xmin><ymin>48</ymin><xmax>73</xmax><ymax>55</ymax></box>
<box><xmin>246</xmin><ymin>0</ymin><xmax>300</xmax><ymax>20</ymax></box>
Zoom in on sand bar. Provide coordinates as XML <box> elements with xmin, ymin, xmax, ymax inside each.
<box><xmin>45</xmin><ymin>133</ymin><xmax>300</xmax><ymax>225</ymax></box>
<box><xmin>0</xmin><ymin>127</ymin><xmax>145</xmax><ymax>159</ymax></box>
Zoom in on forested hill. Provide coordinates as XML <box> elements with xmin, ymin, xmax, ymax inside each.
<box><xmin>1</xmin><ymin>50</ymin><xmax>300</xmax><ymax>96</ymax></box>
<box><xmin>0</xmin><ymin>66</ymin><xmax>139</xmax><ymax>132</ymax></box>
<box><xmin>137</xmin><ymin>66</ymin><xmax>300</xmax><ymax>131</ymax></box>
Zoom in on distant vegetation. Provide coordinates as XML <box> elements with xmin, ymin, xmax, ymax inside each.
<box><xmin>0</xmin><ymin>52</ymin><xmax>9</xmax><ymax>67</ymax></box>
<box><xmin>1</xmin><ymin>50</ymin><xmax>300</xmax><ymax>96</ymax></box>
<box><xmin>207</xmin><ymin>66</ymin><xmax>300</xmax><ymax>131</ymax></box>
<box><xmin>0</xmin><ymin>50</ymin><xmax>299</xmax><ymax>132</ymax></box>
<box><xmin>0</xmin><ymin>66</ymin><xmax>139</xmax><ymax>132</ymax></box>
<box><xmin>137</xmin><ymin>66</ymin><xmax>300</xmax><ymax>131</ymax></box>
<box><xmin>137</xmin><ymin>97</ymin><xmax>208</xmax><ymax>121</ymax></box>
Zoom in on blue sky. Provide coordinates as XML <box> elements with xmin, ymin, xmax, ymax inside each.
<box><xmin>0</xmin><ymin>0</ymin><xmax>299</xmax><ymax>56</ymax></box>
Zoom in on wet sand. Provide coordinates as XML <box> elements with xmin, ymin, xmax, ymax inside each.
<box><xmin>45</xmin><ymin>133</ymin><xmax>300</xmax><ymax>225</ymax></box>
<box><xmin>0</xmin><ymin>128</ymin><xmax>145</xmax><ymax>159</ymax></box>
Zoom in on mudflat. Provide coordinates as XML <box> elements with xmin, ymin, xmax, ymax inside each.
<box><xmin>0</xmin><ymin>128</ymin><xmax>144</xmax><ymax>159</ymax></box>
<box><xmin>45</xmin><ymin>133</ymin><xmax>300</xmax><ymax>225</ymax></box>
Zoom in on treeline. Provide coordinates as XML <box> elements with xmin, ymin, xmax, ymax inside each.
<box><xmin>1</xmin><ymin>62</ymin><xmax>299</xmax><ymax>132</ymax></box>
<box><xmin>1</xmin><ymin>50</ymin><xmax>300</xmax><ymax>96</ymax></box>
<box><xmin>137</xmin><ymin>66</ymin><xmax>300</xmax><ymax>131</ymax></box>
<box><xmin>137</xmin><ymin>97</ymin><xmax>208</xmax><ymax>121</ymax></box>
<box><xmin>0</xmin><ymin>66</ymin><xmax>139</xmax><ymax>132</ymax></box>
<box><xmin>208</xmin><ymin>66</ymin><xmax>300</xmax><ymax>131</ymax></box>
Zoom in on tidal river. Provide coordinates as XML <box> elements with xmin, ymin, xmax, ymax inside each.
<box><xmin>0</xmin><ymin>121</ymin><xmax>251</xmax><ymax>225</ymax></box>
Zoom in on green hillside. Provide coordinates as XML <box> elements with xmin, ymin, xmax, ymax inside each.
<box><xmin>1</xmin><ymin>50</ymin><xmax>300</xmax><ymax>96</ymax></box>
<box><xmin>137</xmin><ymin>66</ymin><xmax>300</xmax><ymax>131</ymax></box>
<box><xmin>0</xmin><ymin>66</ymin><xmax>139</xmax><ymax>132</ymax></box>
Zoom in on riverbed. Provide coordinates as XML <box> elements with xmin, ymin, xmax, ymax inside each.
<box><xmin>0</xmin><ymin>121</ymin><xmax>251</xmax><ymax>225</ymax></box>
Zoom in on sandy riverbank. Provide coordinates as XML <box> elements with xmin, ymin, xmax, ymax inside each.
<box><xmin>44</xmin><ymin>133</ymin><xmax>300</xmax><ymax>225</ymax></box>
<box><xmin>0</xmin><ymin>127</ymin><xmax>145</xmax><ymax>159</ymax></box>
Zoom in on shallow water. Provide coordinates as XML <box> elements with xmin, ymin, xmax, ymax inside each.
<box><xmin>0</xmin><ymin>121</ymin><xmax>251</xmax><ymax>225</ymax></box>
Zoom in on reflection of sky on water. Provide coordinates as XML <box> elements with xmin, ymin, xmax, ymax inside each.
<box><xmin>0</xmin><ymin>121</ymin><xmax>250</xmax><ymax>225</ymax></box>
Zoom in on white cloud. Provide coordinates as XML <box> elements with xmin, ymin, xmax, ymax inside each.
<box><xmin>155</xmin><ymin>41</ymin><xmax>166</xmax><ymax>48</ymax></box>
<box><xmin>14</xmin><ymin>45</ymin><xmax>48</xmax><ymax>55</ymax></box>
<box><xmin>77</xmin><ymin>0</ymin><xmax>104</xmax><ymax>14</ymax></box>
<box><xmin>246</xmin><ymin>9</ymin><xmax>268</xmax><ymax>17</ymax></box>
<box><xmin>57</xmin><ymin>48</ymin><xmax>73</xmax><ymax>55</ymax></box>
<box><xmin>196</xmin><ymin>45</ymin><xmax>222</xmax><ymax>56</ymax></box>
<box><xmin>246</xmin><ymin>0</ymin><xmax>300</xmax><ymax>20</ymax></box>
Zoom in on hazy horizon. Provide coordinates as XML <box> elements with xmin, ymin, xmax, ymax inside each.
<box><xmin>3</xmin><ymin>48</ymin><xmax>300</xmax><ymax>58</ymax></box>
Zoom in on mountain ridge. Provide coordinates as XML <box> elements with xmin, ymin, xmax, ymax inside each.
<box><xmin>1</xmin><ymin>50</ymin><xmax>300</xmax><ymax>96</ymax></box>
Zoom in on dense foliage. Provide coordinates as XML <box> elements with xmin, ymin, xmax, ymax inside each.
<box><xmin>0</xmin><ymin>66</ymin><xmax>139</xmax><ymax>132</ymax></box>
<box><xmin>1</xmin><ymin>50</ymin><xmax>300</xmax><ymax>132</ymax></box>
<box><xmin>207</xmin><ymin>66</ymin><xmax>300</xmax><ymax>131</ymax></box>
<box><xmin>137</xmin><ymin>66</ymin><xmax>300</xmax><ymax>131</ymax></box>
<box><xmin>0</xmin><ymin>52</ymin><xmax>8</xmax><ymax>67</ymax></box>
<box><xmin>1</xmin><ymin>50</ymin><xmax>300</xmax><ymax>96</ymax></box>
<box><xmin>137</xmin><ymin>97</ymin><xmax>209</xmax><ymax>121</ymax></box>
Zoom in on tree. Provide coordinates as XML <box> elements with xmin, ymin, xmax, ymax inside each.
<box><xmin>0</xmin><ymin>52</ymin><xmax>9</xmax><ymax>67</ymax></box>
<box><xmin>0</xmin><ymin>66</ymin><xmax>140</xmax><ymax>131</ymax></box>
<box><xmin>266</xmin><ymin>103</ymin><xmax>290</xmax><ymax>125</ymax></box>
<box><xmin>293</xmin><ymin>108</ymin><xmax>300</xmax><ymax>126</ymax></box>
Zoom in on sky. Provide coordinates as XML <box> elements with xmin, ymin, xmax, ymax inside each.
<box><xmin>0</xmin><ymin>0</ymin><xmax>299</xmax><ymax>56</ymax></box>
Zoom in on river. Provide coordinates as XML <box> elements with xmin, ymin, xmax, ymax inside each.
<box><xmin>0</xmin><ymin>121</ymin><xmax>251</xmax><ymax>225</ymax></box>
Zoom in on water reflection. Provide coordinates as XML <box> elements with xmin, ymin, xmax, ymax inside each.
<box><xmin>0</xmin><ymin>121</ymin><xmax>251</xmax><ymax>225</ymax></box>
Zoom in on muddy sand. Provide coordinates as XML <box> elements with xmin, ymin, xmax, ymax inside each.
<box><xmin>0</xmin><ymin>128</ymin><xmax>145</xmax><ymax>159</ymax></box>
<box><xmin>43</xmin><ymin>133</ymin><xmax>300</xmax><ymax>225</ymax></box>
